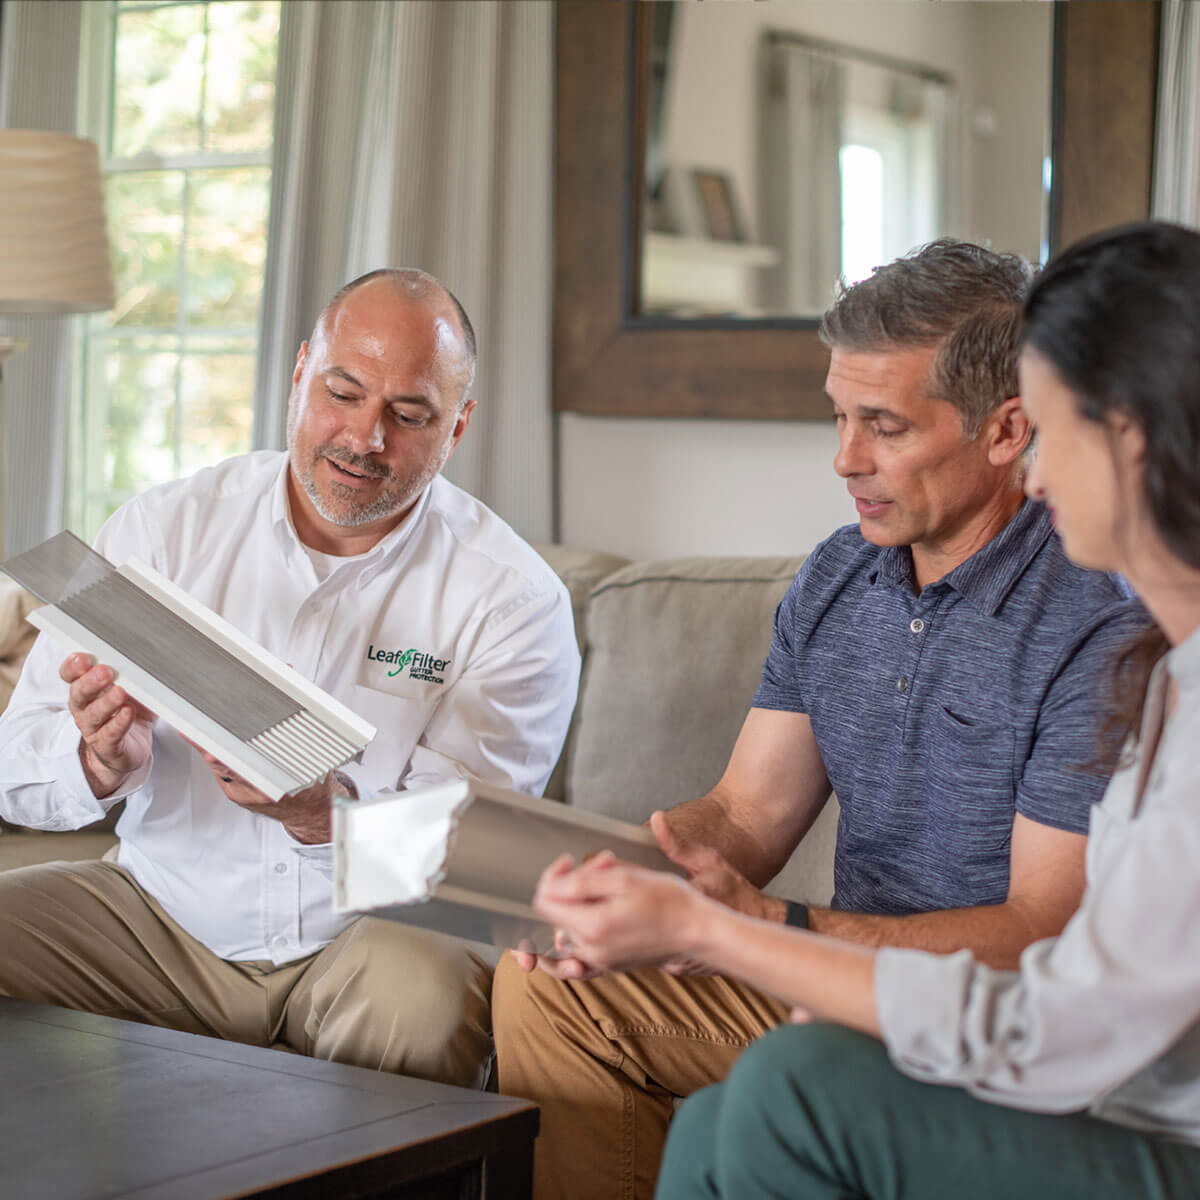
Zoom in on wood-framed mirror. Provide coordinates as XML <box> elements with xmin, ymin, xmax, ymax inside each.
<box><xmin>553</xmin><ymin>1</ymin><xmax>1160</xmax><ymax>421</ymax></box>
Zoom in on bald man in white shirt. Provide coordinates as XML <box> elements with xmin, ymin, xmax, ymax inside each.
<box><xmin>0</xmin><ymin>270</ymin><xmax>580</xmax><ymax>1087</ymax></box>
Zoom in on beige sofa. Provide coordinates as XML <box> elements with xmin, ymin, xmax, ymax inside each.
<box><xmin>0</xmin><ymin>551</ymin><xmax>839</xmax><ymax>905</ymax></box>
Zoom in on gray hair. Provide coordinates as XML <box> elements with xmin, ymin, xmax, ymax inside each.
<box><xmin>317</xmin><ymin>267</ymin><xmax>477</xmax><ymax>406</ymax></box>
<box><xmin>818</xmin><ymin>239</ymin><xmax>1034</xmax><ymax>436</ymax></box>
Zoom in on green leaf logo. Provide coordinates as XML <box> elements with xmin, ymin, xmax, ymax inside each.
<box><xmin>387</xmin><ymin>648</ymin><xmax>416</xmax><ymax>678</ymax></box>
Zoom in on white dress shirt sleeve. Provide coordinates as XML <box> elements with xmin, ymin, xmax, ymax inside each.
<box><xmin>876</xmin><ymin>751</ymin><xmax>1200</xmax><ymax>1114</ymax></box>
<box><xmin>0</xmin><ymin>503</ymin><xmax>162</xmax><ymax>829</ymax></box>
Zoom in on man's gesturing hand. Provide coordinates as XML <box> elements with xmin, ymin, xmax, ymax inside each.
<box><xmin>61</xmin><ymin>653</ymin><xmax>157</xmax><ymax>799</ymax></box>
<box><xmin>650</xmin><ymin>811</ymin><xmax>786</xmax><ymax>925</ymax></box>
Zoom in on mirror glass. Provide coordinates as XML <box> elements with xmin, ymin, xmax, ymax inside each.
<box><xmin>638</xmin><ymin>1</ymin><xmax>1053</xmax><ymax>320</ymax></box>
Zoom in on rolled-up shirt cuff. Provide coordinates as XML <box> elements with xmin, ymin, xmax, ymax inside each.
<box><xmin>875</xmin><ymin>946</ymin><xmax>977</xmax><ymax>1081</ymax></box>
<box><xmin>29</xmin><ymin>743</ymin><xmax>151</xmax><ymax>828</ymax></box>
<box><xmin>332</xmin><ymin>762</ymin><xmax>372</xmax><ymax>804</ymax></box>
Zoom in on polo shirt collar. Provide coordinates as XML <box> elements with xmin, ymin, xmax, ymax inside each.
<box><xmin>870</xmin><ymin>499</ymin><xmax>1053</xmax><ymax>616</ymax></box>
<box><xmin>872</xmin><ymin>543</ymin><xmax>917</xmax><ymax>592</ymax></box>
<box><xmin>941</xmin><ymin>499</ymin><xmax>1053</xmax><ymax>615</ymax></box>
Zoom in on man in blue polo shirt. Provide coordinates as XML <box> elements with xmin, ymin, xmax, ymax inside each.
<box><xmin>493</xmin><ymin>240</ymin><xmax>1148</xmax><ymax>1200</ymax></box>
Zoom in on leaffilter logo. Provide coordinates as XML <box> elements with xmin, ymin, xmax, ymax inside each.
<box><xmin>366</xmin><ymin>644</ymin><xmax>451</xmax><ymax>684</ymax></box>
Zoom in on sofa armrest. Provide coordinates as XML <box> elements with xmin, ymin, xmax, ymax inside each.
<box><xmin>0</xmin><ymin>578</ymin><xmax>41</xmax><ymax>714</ymax></box>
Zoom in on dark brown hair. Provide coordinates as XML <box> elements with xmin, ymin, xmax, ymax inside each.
<box><xmin>819</xmin><ymin>239</ymin><xmax>1033</xmax><ymax>436</ymax></box>
<box><xmin>1022</xmin><ymin>221</ymin><xmax>1200</xmax><ymax>751</ymax></box>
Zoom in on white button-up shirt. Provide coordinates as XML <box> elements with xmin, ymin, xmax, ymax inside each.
<box><xmin>0</xmin><ymin>453</ymin><xmax>580</xmax><ymax>963</ymax></box>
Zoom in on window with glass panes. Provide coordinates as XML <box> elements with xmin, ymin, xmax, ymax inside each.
<box><xmin>69</xmin><ymin>0</ymin><xmax>280</xmax><ymax>540</ymax></box>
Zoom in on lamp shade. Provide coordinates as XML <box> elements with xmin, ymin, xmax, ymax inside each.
<box><xmin>0</xmin><ymin>130</ymin><xmax>115</xmax><ymax>314</ymax></box>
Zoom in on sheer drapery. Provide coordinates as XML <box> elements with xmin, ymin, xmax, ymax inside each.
<box><xmin>922</xmin><ymin>78</ymin><xmax>961</xmax><ymax>244</ymax></box>
<box><xmin>1153</xmin><ymin>0</ymin><xmax>1200</xmax><ymax>226</ymax></box>
<box><xmin>759</xmin><ymin>38</ymin><xmax>961</xmax><ymax>319</ymax></box>
<box><xmin>256</xmin><ymin>0</ymin><xmax>554</xmax><ymax>541</ymax></box>
<box><xmin>0</xmin><ymin>1</ymin><xmax>554</xmax><ymax>551</ymax></box>
<box><xmin>760</xmin><ymin>43</ymin><xmax>845</xmax><ymax>315</ymax></box>
<box><xmin>0</xmin><ymin>1</ymin><xmax>84</xmax><ymax>556</ymax></box>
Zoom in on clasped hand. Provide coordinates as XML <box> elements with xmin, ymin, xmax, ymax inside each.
<box><xmin>517</xmin><ymin>810</ymin><xmax>778</xmax><ymax>979</ymax></box>
<box><xmin>530</xmin><ymin>849</ymin><xmax>705</xmax><ymax>975</ymax></box>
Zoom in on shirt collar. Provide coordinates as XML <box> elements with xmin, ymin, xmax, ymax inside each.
<box><xmin>1167</xmin><ymin>621</ymin><xmax>1200</xmax><ymax>695</ymax></box>
<box><xmin>870</xmin><ymin>499</ymin><xmax>1054</xmax><ymax>616</ymax></box>
<box><xmin>871</xmin><ymin>543</ymin><xmax>917</xmax><ymax>592</ymax></box>
<box><xmin>271</xmin><ymin>457</ymin><xmax>436</xmax><ymax>573</ymax></box>
<box><xmin>269</xmin><ymin>456</ymin><xmax>292</xmax><ymax>540</ymax></box>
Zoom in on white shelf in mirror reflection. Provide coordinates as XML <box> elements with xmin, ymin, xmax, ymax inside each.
<box><xmin>642</xmin><ymin>232</ymin><xmax>780</xmax><ymax>315</ymax></box>
<box><xmin>645</xmin><ymin>232</ymin><xmax>780</xmax><ymax>266</ymax></box>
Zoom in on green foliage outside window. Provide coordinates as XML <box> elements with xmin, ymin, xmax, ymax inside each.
<box><xmin>70</xmin><ymin>1</ymin><xmax>280</xmax><ymax>540</ymax></box>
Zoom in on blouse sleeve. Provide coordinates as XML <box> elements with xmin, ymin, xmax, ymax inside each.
<box><xmin>876</xmin><ymin>748</ymin><xmax>1200</xmax><ymax>1113</ymax></box>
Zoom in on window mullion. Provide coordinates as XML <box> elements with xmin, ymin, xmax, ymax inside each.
<box><xmin>198</xmin><ymin>2</ymin><xmax>210</xmax><ymax>155</ymax></box>
<box><xmin>105</xmin><ymin>151</ymin><xmax>272</xmax><ymax>173</ymax></box>
<box><xmin>114</xmin><ymin>0</ymin><xmax>209</xmax><ymax>11</ymax></box>
<box><xmin>176</xmin><ymin>167</ymin><xmax>192</xmax><ymax>480</ymax></box>
<box><xmin>104</xmin><ymin>4</ymin><xmax>119</xmax><ymax>159</ymax></box>
<box><xmin>88</xmin><ymin>325</ymin><xmax>259</xmax><ymax>343</ymax></box>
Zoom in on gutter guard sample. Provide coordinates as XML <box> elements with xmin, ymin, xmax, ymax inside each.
<box><xmin>1</xmin><ymin>531</ymin><xmax>375</xmax><ymax>800</ymax></box>
<box><xmin>334</xmin><ymin>778</ymin><xmax>683</xmax><ymax>954</ymax></box>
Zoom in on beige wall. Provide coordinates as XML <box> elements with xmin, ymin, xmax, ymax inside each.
<box><xmin>560</xmin><ymin>415</ymin><xmax>854</xmax><ymax>561</ymax></box>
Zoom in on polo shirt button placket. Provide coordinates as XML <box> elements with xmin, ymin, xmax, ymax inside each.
<box><xmin>910</xmin><ymin>617</ymin><xmax>925</xmax><ymax>634</ymax></box>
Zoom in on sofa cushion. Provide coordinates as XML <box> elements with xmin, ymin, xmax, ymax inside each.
<box><xmin>533</xmin><ymin>545</ymin><xmax>632</xmax><ymax>655</ymax></box>
<box><xmin>533</xmin><ymin>545</ymin><xmax>630</xmax><ymax>801</ymax></box>
<box><xmin>566</xmin><ymin>556</ymin><xmax>838</xmax><ymax>905</ymax></box>
<box><xmin>0</xmin><ymin>581</ymin><xmax>41</xmax><ymax>834</ymax></box>
<box><xmin>0</xmin><ymin>829</ymin><xmax>118</xmax><ymax>872</ymax></box>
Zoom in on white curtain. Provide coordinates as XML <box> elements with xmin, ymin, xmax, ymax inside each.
<box><xmin>922</xmin><ymin>79</ymin><xmax>961</xmax><ymax>242</ymax></box>
<box><xmin>760</xmin><ymin>43</ymin><xmax>845</xmax><ymax>315</ymax></box>
<box><xmin>1152</xmin><ymin>0</ymin><xmax>1200</xmax><ymax>226</ymax></box>
<box><xmin>257</xmin><ymin>0</ymin><xmax>554</xmax><ymax>541</ymax></box>
<box><xmin>0</xmin><ymin>1</ymin><xmax>84</xmax><ymax>556</ymax></box>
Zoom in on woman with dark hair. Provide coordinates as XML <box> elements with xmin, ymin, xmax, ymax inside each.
<box><xmin>533</xmin><ymin>221</ymin><xmax>1200</xmax><ymax>1198</ymax></box>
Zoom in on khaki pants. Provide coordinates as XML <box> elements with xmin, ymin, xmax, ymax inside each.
<box><xmin>492</xmin><ymin>951</ymin><xmax>789</xmax><ymax>1200</ymax></box>
<box><xmin>0</xmin><ymin>857</ymin><xmax>493</xmax><ymax>1088</ymax></box>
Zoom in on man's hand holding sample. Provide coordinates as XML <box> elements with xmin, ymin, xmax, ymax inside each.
<box><xmin>62</xmin><ymin>651</ymin><xmax>155</xmax><ymax>799</ymax></box>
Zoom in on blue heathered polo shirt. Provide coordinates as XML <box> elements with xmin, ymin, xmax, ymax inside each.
<box><xmin>753</xmin><ymin>499</ymin><xmax>1148</xmax><ymax>916</ymax></box>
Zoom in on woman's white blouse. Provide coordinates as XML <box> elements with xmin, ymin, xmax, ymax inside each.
<box><xmin>877</xmin><ymin>622</ymin><xmax>1200</xmax><ymax>1145</ymax></box>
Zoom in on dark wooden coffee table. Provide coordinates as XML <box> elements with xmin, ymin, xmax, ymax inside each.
<box><xmin>0</xmin><ymin>998</ymin><xmax>537</xmax><ymax>1199</ymax></box>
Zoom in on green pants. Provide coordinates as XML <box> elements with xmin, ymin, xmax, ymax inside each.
<box><xmin>656</xmin><ymin>1024</ymin><xmax>1200</xmax><ymax>1200</ymax></box>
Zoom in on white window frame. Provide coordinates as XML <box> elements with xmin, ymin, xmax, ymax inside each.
<box><xmin>69</xmin><ymin>0</ymin><xmax>276</xmax><ymax>536</ymax></box>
